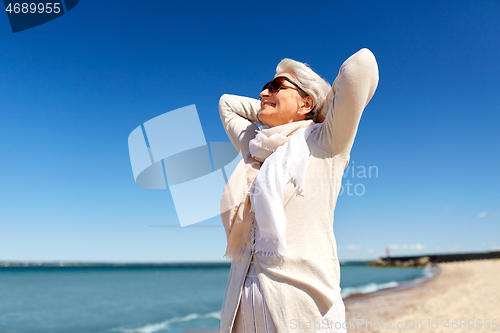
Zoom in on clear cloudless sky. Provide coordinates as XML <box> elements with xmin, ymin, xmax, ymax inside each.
<box><xmin>1</xmin><ymin>0</ymin><xmax>499</xmax><ymax>262</ymax></box>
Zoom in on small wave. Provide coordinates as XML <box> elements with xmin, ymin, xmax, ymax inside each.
<box><xmin>112</xmin><ymin>310</ymin><xmax>221</xmax><ymax>333</ymax></box>
<box><xmin>422</xmin><ymin>266</ymin><xmax>438</xmax><ymax>279</ymax></box>
<box><xmin>341</xmin><ymin>281</ymin><xmax>399</xmax><ymax>298</ymax></box>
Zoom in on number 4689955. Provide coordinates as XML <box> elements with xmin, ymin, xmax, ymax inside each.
<box><xmin>5</xmin><ymin>2</ymin><xmax>61</xmax><ymax>14</ymax></box>
<box><xmin>443</xmin><ymin>319</ymin><xmax>498</xmax><ymax>330</ymax></box>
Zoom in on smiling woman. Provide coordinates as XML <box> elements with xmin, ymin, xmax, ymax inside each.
<box><xmin>218</xmin><ymin>48</ymin><xmax>379</xmax><ymax>333</ymax></box>
<box><xmin>258</xmin><ymin>74</ymin><xmax>314</xmax><ymax>127</ymax></box>
<box><xmin>257</xmin><ymin>59</ymin><xmax>332</xmax><ymax>127</ymax></box>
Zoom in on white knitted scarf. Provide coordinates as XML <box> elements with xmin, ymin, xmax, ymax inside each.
<box><xmin>250</xmin><ymin>122</ymin><xmax>321</xmax><ymax>260</ymax></box>
<box><xmin>220</xmin><ymin>119</ymin><xmax>320</xmax><ymax>264</ymax></box>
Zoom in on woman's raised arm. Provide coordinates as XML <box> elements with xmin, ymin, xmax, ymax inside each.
<box><xmin>315</xmin><ymin>48</ymin><xmax>379</xmax><ymax>159</ymax></box>
<box><xmin>219</xmin><ymin>94</ymin><xmax>263</xmax><ymax>157</ymax></box>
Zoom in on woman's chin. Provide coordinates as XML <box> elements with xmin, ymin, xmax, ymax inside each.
<box><xmin>258</xmin><ymin>113</ymin><xmax>273</xmax><ymax>126</ymax></box>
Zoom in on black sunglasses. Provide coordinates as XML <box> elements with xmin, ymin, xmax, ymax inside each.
<box><xmin>261</xmin><ymin>76</ymin><xmax>308</xmax><ymax>95</ymax></box>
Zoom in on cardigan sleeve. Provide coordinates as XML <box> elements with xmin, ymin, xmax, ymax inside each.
<box><xmin>313</xmin><ymin>48</ymin><xmax>379</xmax><ymax>160</ymax></box>
<box><xmin>219</xmin><ymin>94</ymin><xmax>263</xmax><ymax>157</ymax></box>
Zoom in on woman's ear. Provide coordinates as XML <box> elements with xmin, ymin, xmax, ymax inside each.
<box><xmin>299</xmin><ymin>96</ymin><xmax>315</xmax><ymax>115</ymax></box>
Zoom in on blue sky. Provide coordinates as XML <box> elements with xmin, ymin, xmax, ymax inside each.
<box><xmin>1</xmin><ymin>0</ymin><xmax>499</xmax><ymax>262</ymax></box>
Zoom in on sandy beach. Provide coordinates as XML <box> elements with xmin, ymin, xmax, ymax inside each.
<box><xmin>344</xmin><ymin>259</ymin><xmax>500</xmax><ymax>332</ymax></box>
<box><xmin>184</xmin><ymin>259</ymin><xmax>500</xmax><ymax>333</ymax></box>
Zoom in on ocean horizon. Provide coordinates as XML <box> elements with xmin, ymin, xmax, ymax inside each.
<box><xmin>0</xmin><ymin>262</ymin><xmax>430</xmax><ymax>333</ymax></box>
<box><xmin>0</xmin><ymin>259</ymin><xmax>373</xmax><ymax>267</ymax></box>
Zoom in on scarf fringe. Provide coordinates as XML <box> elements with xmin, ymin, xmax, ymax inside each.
<box><xmin>225</xmin><ymin>223</ymin><xmax>285</xmax><ymax>269</ymax></box>
<box><xmin>252</xmin><ymin>247</ymin><xmax>285</xmax><ymax>269</ymax></box>
<box><xmin>223</xmin><ymin>221</ymin><xmax>256</xmax><ymax>263</ymax></box>
<box><xmin>252</xmin><ymin>231</ymin><xmax>285</xmax><ymax>269</ymax></box>
<box><xmin>253</xmin><ymin>249</ymin><xmax>285</xmax><ymax>258</ymax></box>
<box><xmin>289</xmin><ymin>176</ymin><xmax>305</xmax><ymax>195</ymax></box>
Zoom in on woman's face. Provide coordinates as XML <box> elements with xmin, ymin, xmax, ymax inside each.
<box><xmin>258</xmin><ymin>72</ymin><xmax>313</xmax><ymax>127</ymax></box>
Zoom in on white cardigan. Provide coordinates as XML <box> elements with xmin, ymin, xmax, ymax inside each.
<box><xmin>218</xmin><ymin>48</ymin><xmax>379</xmax><ymax>333</ymax></box>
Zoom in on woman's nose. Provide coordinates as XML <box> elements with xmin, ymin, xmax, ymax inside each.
<box><xmin>259</xmin><ymin>89</ymin><xmax>270</xmax><ymax>100</ymax></box>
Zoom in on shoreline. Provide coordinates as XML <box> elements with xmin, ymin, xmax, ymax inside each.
<box><xmin>344</xmin><ymin>259</ymin><xmax>500</xmax><ymax>332</ymax></box>
<box><xmin>343</xmin><ymin>265</ymin><xmax>440</xmax><ymax>304</ymax></box>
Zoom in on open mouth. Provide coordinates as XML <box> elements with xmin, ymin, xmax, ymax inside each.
<box><xmin>261</xmin><ymin>102</ymin><xmax>276</xmax><ymax>108</ymax></box>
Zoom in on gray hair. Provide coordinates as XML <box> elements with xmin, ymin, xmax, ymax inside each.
<box><xmin>276</xmin><ymin>58</ymin><xmax>331</xmax><ymax>121</ymax></box>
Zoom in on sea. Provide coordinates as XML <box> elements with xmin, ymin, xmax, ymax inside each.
<box><xmin>0</xmin><ymin>262</ymin><xmax>434</xmax><ymax>333</ymax></box>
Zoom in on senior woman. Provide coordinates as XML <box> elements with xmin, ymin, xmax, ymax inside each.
<box><xmin>219</xmin><ymin>48</ymin><xmax>379</xmax><ymax>333</ymax></box>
